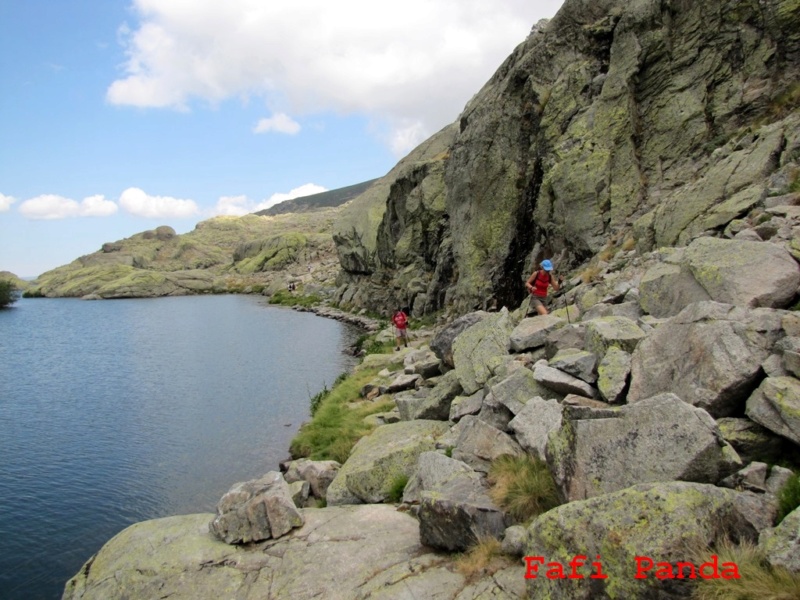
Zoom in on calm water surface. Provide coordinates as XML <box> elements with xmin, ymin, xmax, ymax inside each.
<box><xmin>0</xmin><ymin>295</ymin><xmax>360</xmax><ymax>599</ymax></box>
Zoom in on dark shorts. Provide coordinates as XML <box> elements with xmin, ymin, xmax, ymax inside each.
<box><xmin>528</xmin><ymin>295</ymin><xmax>550</xmax><ymax>314</ymax></box>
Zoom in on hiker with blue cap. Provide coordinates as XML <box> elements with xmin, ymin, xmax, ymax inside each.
<box><xmin>525</xmin><ymin>259</ymin><xmax>562</xmax><ymax>316</ymax></box>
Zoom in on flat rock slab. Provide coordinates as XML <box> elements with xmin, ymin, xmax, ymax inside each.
<box><xmin>396</xmin><ymin>369</ymin><xmax>462</xmax><ymax>421</ymax></box>
<box><xmin>403</xmin><ymin>451</ymin><xmax>482</xmax><ymax>504</ymax></box>
<box><xmin>509</xmin><ymin>315</ymin><xmax>565</xmax><ymax>352</ymax></box>
<box><xmin>685</xmin><ymin>237</ymin><xmax>800</xmax><ymax>309</ymax></box>
<box><xmin>64</xmin><ymin>506</ymin><xmax>468</xmax><ymax>600</ymax></box>
<box><xmin>549</xmin><ymin>348</ymin><xmax>597</xmax><ymax>383</ymax></box>
<box><xmin>585</xmin><ymin>316</ymin><xmax>647</xmax><ymax>357</ymax></box>
<box><xmin>533</xmin><ymin>362</ymin><xmax>597</xmax><ymax>398</ymax></box>
<box><xmin>489</xmin><ymin>367</ymin><xmax>552</xmax><ymax>415</ymax></box>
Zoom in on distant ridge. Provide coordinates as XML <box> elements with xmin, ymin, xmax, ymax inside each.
<box><xmin>257</xmin><ymin>179</ymin><xmax>379</xmax><ymax>216</ymax></box>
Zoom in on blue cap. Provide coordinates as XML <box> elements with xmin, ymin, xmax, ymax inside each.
<box><xmin>541</xmin><ymin>259</ymin><xmax>553</xmax><ymax>271</ymax></box>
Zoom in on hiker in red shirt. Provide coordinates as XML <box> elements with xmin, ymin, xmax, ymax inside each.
<box><xmin>526</xmin><ymin>259</ymin><xmax>562</xmax><ymax>316</ymax></box>
<box><xmin>392</xmin><ymin>308</ymin><xmax>408</xmax><ymax>350</ymax></box>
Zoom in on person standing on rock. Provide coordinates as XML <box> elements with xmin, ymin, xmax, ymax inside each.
<box><xmin>392</xmin><ymin>308</ymin><xmax>409</xmax><ymax>351</ymax></box>
<box><xmin>526</xmin><ymin>259</ymin><xmax>562</xmax><ymax>316</ymax></box>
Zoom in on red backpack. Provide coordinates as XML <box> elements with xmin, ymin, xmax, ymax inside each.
<box><xmin>393</xmin><ymin>311</ymin><xmax>407</xmax><ymax>328</ymax></box>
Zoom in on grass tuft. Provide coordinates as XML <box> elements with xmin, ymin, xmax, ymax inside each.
<box><xmin>289</xmin><ymin>367</ymin><xmax>395</xmax><ymax>463</ymax></box>
<box><xmin>769</xmin><ymin>82</ymin><xmax>800</xmax><ymax>120</ymax></box>
<box><xmin>580</xmin><ymin>264</ymin><xmax>603</xmax><ymax>284</ymax></box>
<box><xmin>789</xmin><ymin>167</ymin><xmax>800</xmax><ymax>194</ymax></box>
<box><xmin>308</xmin><ymin>384</ymin><xmax>330</xmax><ymax>416</ymax></box>
<box><xmin>691</xmin><ymin>539</ymin><xmax>800</xmax><ymax>600</ymax></box>
<box><xmin>386</xmin><ymin>473</ymin><xmax>409</xmax><ymax>503</ymax></box>
<box><xmin>777</xmin><ymin>471</ymin><xmax>800</xmax><ymax>523</ymax></box>
<box><xmin>455</xmin><ymin>537</ymin><xmax>512</xmax><ymax>582</ymax></box>
<box><xmin>488</xmin><ymin>454</ymin><xmax>560</xmax><ymax>523</ymax></box>
<box><xmin>598</xmin><ymin>247</ymin><xmax>617</xmax><ymax>262</ymax></box>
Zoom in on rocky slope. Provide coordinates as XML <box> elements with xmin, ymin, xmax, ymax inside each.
<box><xmin>63</xmin><ymin>210</ymin><xmax>800</xmax><ymax>598</ymax></box>
<box><xmin>26</xmin><ymin>210</ymin><xmax>344</xmax><ymax>299</ymax></box>
<box><xmin>333</xmin><ymin>0</ymin><xmax>800</xmax><ymax>317</ymax></box>
<box><xmin>58</xmin><ymin>0</ymin><xmax>800</xmax><ymax>598</ymax></box>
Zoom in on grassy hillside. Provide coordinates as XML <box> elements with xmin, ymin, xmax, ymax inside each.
<box><xmin>257</xmin><ymin>179</ymin><xmax>378</xmax><ymax>216</ymax></box>
<box><xmin>26</xmin><ymin>209</ymin><xmax>345</xmax><ymax>299</ymax></box>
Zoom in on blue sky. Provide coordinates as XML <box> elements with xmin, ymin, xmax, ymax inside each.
<box><xmin>0</xmin><ymin>0</ymin><xmax>563</xmax><ymax>277</ymax></box>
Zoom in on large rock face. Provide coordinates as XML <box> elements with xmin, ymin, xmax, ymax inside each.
<box><xmin>547</xmin><ymin>394</ymin><xmax>741</xmax><ymax>501</ymax></box>
<box><xmin>639</xmin><ymin>237</ymin><xmax>800</xmax><ymax>317</ymax></box>
<box><xmin>628</xmin><ymin>302</ymin><xmax>785</xmax><ymax>417</ymax></box>
<box><xmin>525</xmin><ymin>482</ymin><xmax>777</xmax><ymax>600</ymax></box>
<box><xmin>332</xmin><ymin>0</ymin><xmax>800</xmax><ymax>315</ymax></box>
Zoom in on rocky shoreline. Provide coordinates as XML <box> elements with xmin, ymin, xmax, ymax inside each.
<box><xmin>51</xmin><ymin>0</ymin><xmax>800</xmax><ymax>596</ymax></box>
<box><xmin>62</xmin><ymin>211</ymin><xmax>800</xmax><ymax>598</ymax></box>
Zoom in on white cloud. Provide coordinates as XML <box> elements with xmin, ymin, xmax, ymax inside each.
<box><xmin>213</xmin><ymin>195</ymin><xmax>251</xmax><ymax>217</ymax></box>
<box><xmin>108</xmin><ymin>0</ymin><xmax>564</xmax><ymax>156</ymax></box>
<box><xmin>0</xmin><ymin>193</ymin><xmax>15</xmax><ymax>212</ymax></box>
<box><xmin>18</xmin><ymin>194</ymin><xmax>119</xmax><ymax>220</ymax></box>
<box><xmin>254</xmin><ymin>113</ymin><xmax>301</xmax><ymax>135</ymax></box>
<box><xmin>255</xmin><ymin>183</ymin><xmax>328</xmax><ymax>211</ymax></box>
<box><xmin>119</xmin><ymin>187</ymin><xmax>199</xmax><ymax>218</ymax></box>
<box><xmin>80</xmin><ymin>194</ymin><xmax>119</xmax><ymax>217</ymax></box>
<box><xmin>210</xmin><ymin>183</ymin><xmax>328</xmax><ymax>216</ymax></box>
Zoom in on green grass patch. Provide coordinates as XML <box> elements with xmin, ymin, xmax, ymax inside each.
<box><xmin>386</xmin><ymin>473</ymin><xmax>410</xmax><ymax>503</ymax></box>
<box><xmin>308</xmin><ymin>384</ymin><xmax>330</xmax><ymax>417</ymax></box>
<box><xmin>488</xmin><ymin>454</ymin><xmax>561</xmax><ymax>523</ymax></box>
<box><xmin>789</xmin><ymin>167</ymin><xmax>800</xmax><ymax>194</ymax></box>
<box><xmin>691</xmin><ymin>539</ymin><xmax>800</xmax><ymax>600</ymax></box>
<box><xmin>409</xmin><ymin>311</ymin><xmax>440</xmax><ymax>330</ymax></box>
<box><xmin>354</xmin><ymin>332</ymin><xmax>396</xmax><ymax>355</ymax></box>
<box><xmin>290</xmin><ymin>367</ymin><xmax>395</xmax><ymax>463</ymax></box>
<box><xmin>269</xmin><ymin>288</ymin><xmax>322</xmax><ymax>308</ymax></box>
<box><xmin>366</xmin><ymin>339</ymin><xmax>396</xmax><ymax>354</ymax></box>
<box><xmin>778</xmin><ymin>471</ymin><xmax>800</xmax><ymax>523</ymax></box>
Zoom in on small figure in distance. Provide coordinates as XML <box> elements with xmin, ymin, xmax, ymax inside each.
<box><xmin>392</xmin><ymin>307</ymin><xmax>409</xmax><ymax>351</ymax></box>
<box><xmin>525</xmin><ymin>259</ymin><xmax>563</xmax><ymax>316</ymax></box>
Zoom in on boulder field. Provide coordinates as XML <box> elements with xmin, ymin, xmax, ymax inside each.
<box><xmin>60</xmin><ymin>0</ymin><xmax>800</xmax><ymax>596</ymax></box>
<box><xmin>64</xmin><ymin>226</ymin><xmax>800</xmax><ymax>599</ymax></box>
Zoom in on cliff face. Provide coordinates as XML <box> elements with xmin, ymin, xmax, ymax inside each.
<box><xmin>333</xmin><ymin>0</ymin><xmax>800</xmax><ymax>316</ymax></box>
